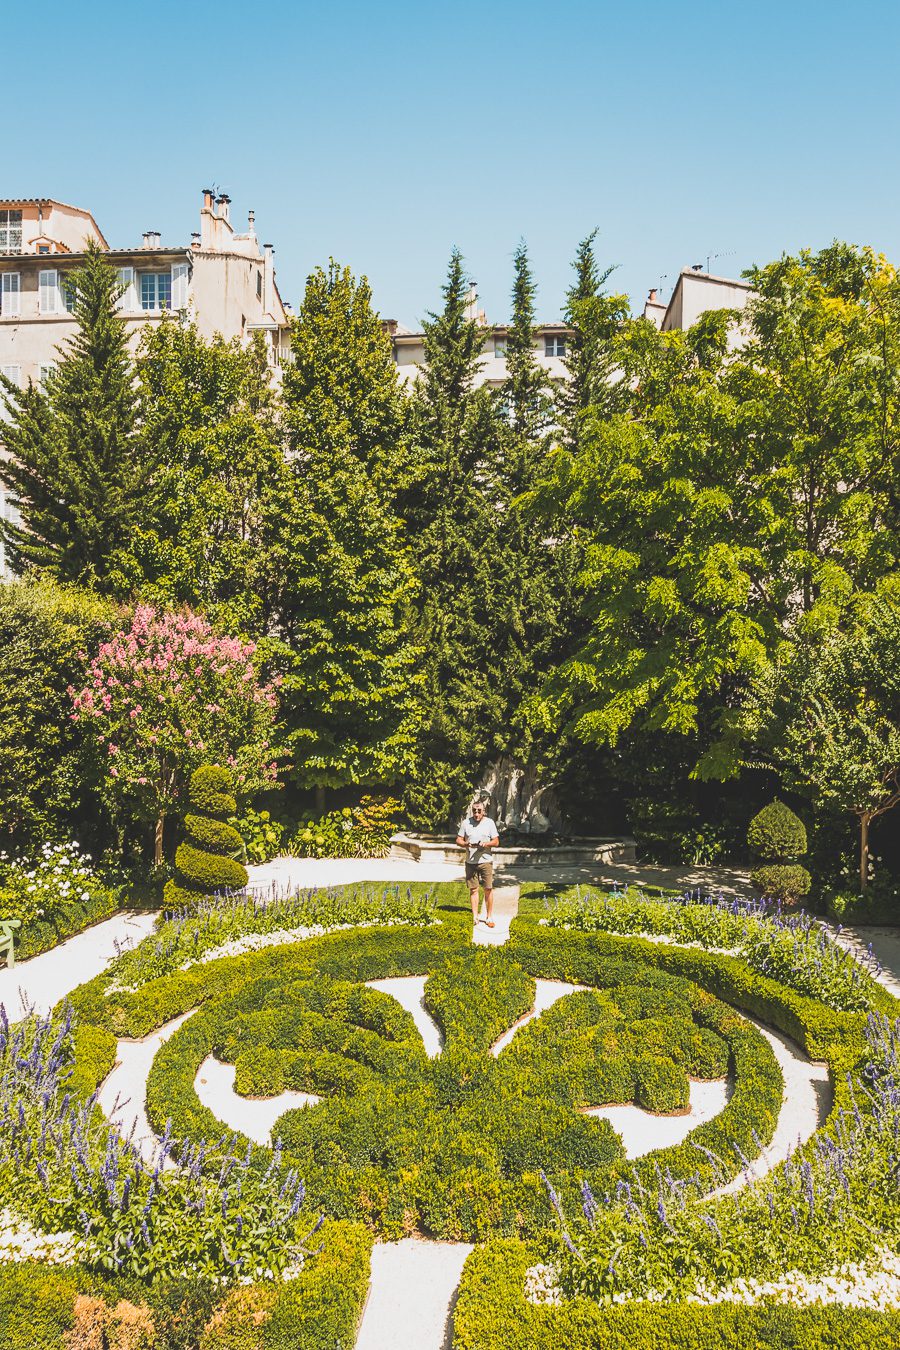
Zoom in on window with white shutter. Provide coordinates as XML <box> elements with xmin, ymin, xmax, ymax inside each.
<box><xmin>0</xmin><ymin>365</ymin><xmax>20</xmax><ymax>423</ymax></box>
<box><xmin>1</xmin><ymin>273</ymin><xmax>20</xmax><ymax>317</ymax></box>
<box><xmin>39</xmin><ymin>363</ymin><xmax>54</xmax><ymax>389</ymax></box>
<box><xmin>116</xmin><ymin>267</ymin><xmax>137</xmax><ymax>313</ymax></box>
<box><xmin>39</xmin><ymin>270</ymin><xmax>60</xmax><ymax>315</ymax></box>
<box><xmin>171</xmin><ymin>261</ymin><xmax>189</xmax><ymax>310</ymax></box>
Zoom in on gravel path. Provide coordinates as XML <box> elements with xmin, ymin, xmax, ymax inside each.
<box><xmin>355</xmin><ymin>1238</ymin><xmax>472</xmax><ymax>1350</ymax></box>
<box><xmin>0</xmin><ymin>910</ymin><xmax>157</xmax><ymax>1018</ymax></box>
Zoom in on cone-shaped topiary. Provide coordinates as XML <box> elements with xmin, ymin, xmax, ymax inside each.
<box><xmin>748</xmin><ymin>799</ymin><xmax>811</xmax><ymax>905</ymax></box>
<box><xmin>163</xmin><ymin>765</ymin><xmax>248</xmax><ymax>911</ymax></box>
<box><xmin>747</xmin><ymin>800</ymin><xmax>808</xmax><ymax>860</ymax></box>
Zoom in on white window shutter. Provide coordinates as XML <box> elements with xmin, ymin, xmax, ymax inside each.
<box><xmin>1</xmin><ymin>273</ymin><xmax>20</xmax><ymax>317</ymax></box>
<box><xmin>116</xmin><ymin>267</ymin><xmax>136</xmax><ymax>312</ymax></box>
<box><xmin>39</xmin><ymin>269</ymin><xmax>59</xmax><ymax>314</ymax></box>
<box><xmin>171</xmin><ymin>261</ymin><xmax>189</xmax><ymax>310</ymax></box>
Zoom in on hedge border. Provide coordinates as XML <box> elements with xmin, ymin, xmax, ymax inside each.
<box><xmin>451</xmin><ymin>1238</ymin><xmax>900</xmax><ymax>1350</ymax></box>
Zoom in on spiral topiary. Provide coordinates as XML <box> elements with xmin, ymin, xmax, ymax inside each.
<box><xmin>748</xmin><ymin>800</ymin><xmax>811</xmax><ymax>905</ymax></box>
<box><xmin>163</xmin><ymin>765</ymin><xmax>249</xmax><ymax>911</ymax></box>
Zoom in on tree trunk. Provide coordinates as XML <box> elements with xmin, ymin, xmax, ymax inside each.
<box><xmin>155</xmin><ymin>814</ymin><xmax>165</xmax><ymax>868</ymax></box>
<box><xmin>860</xmin><ymin>813</ymin><xmax>870</xmax><ymax>893</ymax></box>
<box><xmin>315</xmin><ymin>784</ymin><xmax>326</xmax><ymax>817</ymax></box>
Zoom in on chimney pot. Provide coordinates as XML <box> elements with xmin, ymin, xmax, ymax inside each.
<box><xmin>202</xmin><ymin>188</ymin><xmax>214</xmax><ymax>209</ymax></box>
<box><xmin>142</xmin><ymin>230</ymin><xmax>161</xmax><ymax>249</ymax></box>
<box><xmin>648</xmin><ymin>288</ymin><xmax>658</xmax><ymax>303</ymax></box>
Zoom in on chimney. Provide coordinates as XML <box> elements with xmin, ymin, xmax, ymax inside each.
<box><xmin>647</xmin><ymin>288</ymin><xmax>658</xmax><ymax>304</ymax></box>
<box><xmin>263</xmin><ymin>243</ymin><xmax>274</xmax><ymax>313</ymax></box>
<box><xmin>142</xmin><ymin>230</ymin><xmax>161</xmax><ymax>249</ymax></box>
<box><xmin>247</xmin><ymin>209</ymin><xmax>256</xmax><ymax>235</ymax></box>
<box><xmin>202</xmin><ymin>187</ymin><xmax>215</xmax><ymax>210</ymax></box>
<box><xmin>191</xmin><ymin>232</ymin><xmax>201</xmax><ymax>249</ymax></box>
<box><xmin>217</xmin><ymin>193</ymin><xmax>231</xmax><ymax>224</ymax></box>
<box><xmin>464</xmin><ymin>283</ymin><xmax>479</xmax><ymax>322</ymax></box>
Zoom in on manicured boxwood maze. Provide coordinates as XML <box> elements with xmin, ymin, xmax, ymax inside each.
<box><xmin>66</xmin><ymin>900</ymin><xmax>786</xmax><ymax>1243</ymax></box>
<box><xmin>4</xmin><ymin>881</ymin><xmax>895</xmax><ymax>1347</ymax></box>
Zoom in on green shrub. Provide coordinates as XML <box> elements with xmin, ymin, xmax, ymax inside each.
<box><xmin>288</xmin><ymin>796</ymin><xmax>399</xmax><ymax>859</ymax></box>
<box><xmin>750</xmin><ymin>862</ymin><xmax>812</xmax><ymax>903</ymax></box>
<box><xmin>163</xmin><ymin>765</ymin><xmax>248</xmax><ymax>910</ymax></box>
<box><xmin>229</xmin><ymin>806</ymin><xmax>285</xmax><ymax>864</ymax></box>
<box><xmin>747</xmin><ymin>799</ymin><xmax>807</xmax><ymax>859</ymax></box>
<box><xmin>196</xmin><ymin>1220</ymin><xmax>371</xmax><ymax>1350</ymax></box>
<box><xmin>0</xmin><ymin>1262</ymin><xmax>79</xmax><ymax>1349</ymax></box>
<box><xmin>452</xmin><ymin>1238</ymin><xmax>900</xmax><ymax>1350</ymax></box>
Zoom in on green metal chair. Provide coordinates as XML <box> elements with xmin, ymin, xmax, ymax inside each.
<box><xmin>0</xmin><ymin>918</ymin><xmax>22</xmax><ymax>968</ymax></box>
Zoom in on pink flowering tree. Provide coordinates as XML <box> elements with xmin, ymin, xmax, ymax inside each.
<box><xmin>71</xmin><ymin>606</ymin><xmax>279</xmax><ymax>864</ymax></box>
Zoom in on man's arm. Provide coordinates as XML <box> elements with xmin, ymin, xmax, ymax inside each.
<box><xmin>455</xmin><ymin>822</ymin><xmax>468</xmax><ymax>848</ymax></box>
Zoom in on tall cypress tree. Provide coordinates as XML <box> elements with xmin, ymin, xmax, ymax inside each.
<box><xmin>399</xmin><ymin>251</ymin><xmax>507</xmax><ymax>824</ymax></box>
<box><xmin>0</xmin><ymin>244</ymin><xmax>144</xmax><ymax>593</ymax></box>
<box><xmin>505</xmin><ymin>240</ymin><xmax>553</xmax><ymax>445</ymax></box>
<box><xmin>264</xmin><ymin>261</ymin><xmax>424</xmax><ymax>807</ymax></box>
<box><xmin>559</xmin><ymin>229</ymin><xmax>629</xmax><ymax>446</ymax></box>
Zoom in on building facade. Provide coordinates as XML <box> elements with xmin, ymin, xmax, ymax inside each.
<box><xmin>0</xmin><ymin>189</ymin><xmax>292</xmax><ymax>573</ymax></box>
<box><xmin>0</xmin><ymin>190</ymin><xmax>291</xmax><ymax>393</ymax></box>
<box><xmin>642</xmin><ymin>267</ymin><xmax>752</xmax><ymax>332</ymax></box>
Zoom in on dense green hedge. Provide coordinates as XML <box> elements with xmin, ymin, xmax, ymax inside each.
<box><xmin>81</xmin><ymin>923</ymin><xmax>784</xmax><ymax>1240</ymax></box>
<box><xmin>0</xmin><ymin>1220</ymin><xmax>371</xmax><ymax>1350</ymax></box>
<box><xmin>452</xmin><ymin>1239</ymin><xmax>900</xmax><ymax>1350</ymax></box>
<box><xmin>508</xmin><ymin>920</ymin><xmax>872</xmax><ymax>1061</ymax></box>
<box><xmin>13</xmin><ymin>885</ymin><xmax>118</xmax><ymax>962</ymax></box>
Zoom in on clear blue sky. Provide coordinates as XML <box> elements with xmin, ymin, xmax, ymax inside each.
<box><xmin>6</xmin><ymin>0</ymin><xmax>900</xmax><ymax>328</ymax></box>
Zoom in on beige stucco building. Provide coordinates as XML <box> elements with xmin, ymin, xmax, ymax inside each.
<box><xmin>386</xmin><ymin>286</ymin><xmax>572</xmax><ymax>390</ymax></box>
<box><xmin>0</xmin><ymin>190</ymin><xmax>292</xmax><ymax>573</ymax></box>
<box><xmin>0</xmin><ymin>190</ymin><xmax>291</xmax><ymax>392</ymax></box>
<box><xmin>642</xmin><ymin>267</ymin><xmax>752</xmax><ymax>332</ymax></box>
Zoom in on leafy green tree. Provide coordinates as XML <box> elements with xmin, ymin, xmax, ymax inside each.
<box><xmin>0</xmin><ymin>579</ymin><xmax>116</xmax><ymax>849</ymax></box>
<box><xmin>740</xmin><ymin>243</ymin><xmax>900</xmax><ymax>618</ymax></box>
<box><xmin>265</xmin><ymin>262</ymin><xmax>424</xmax><ymax>805</ymax></box>
<box><xmin>121</xmin><ymin>322</ymin><xmax>281</xmax><ymax>634</ymax></box>
<box><xmin>0</xmin><ymin>244</ymin><xmax>145</xmax><ymax>594</ymax></box>
<box><xmin>527</xmin><ymin>243</ymin><xmax>900</xmax><ymax>784</ymax></box>
<box><xmin>773</xmin><ymin>595</ymin><xmax>900</xmax><ymax>893</ymax></box>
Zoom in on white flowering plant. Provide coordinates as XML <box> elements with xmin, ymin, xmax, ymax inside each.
<box><xmin>0</xmin><ymin>841</ymin><xmax>117</xmax><ymax>947</ymax></box>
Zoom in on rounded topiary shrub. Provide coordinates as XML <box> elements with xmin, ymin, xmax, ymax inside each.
<box><xmin>747</xmin><ymin>800</ymin><xmax>807</xmax><ymax>860</ymax></box>
<box><xmin>163</xmin><ymin>765</ymin><xmax>248</xmax><ymax>910</ymax></box>
<box><xmin>750</xmin><ymin>863</ymin><xmax>813</xmax><ymax>905</ymax></box>
<box><xmin>747</xmin><ymin>800</ymin><xmax>811</xmax><ymax>905</ymax></box>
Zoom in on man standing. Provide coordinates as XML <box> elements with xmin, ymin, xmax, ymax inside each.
<box><xmin>456</xmin><ymin>799</ymin><xmax>500</xmax><ymax>927</ymax></box>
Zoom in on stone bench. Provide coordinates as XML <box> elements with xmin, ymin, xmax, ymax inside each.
<box><xmin>0</xmin><ymin>919</ymin><xmax>22</xmax><ymax>968</ymax></box>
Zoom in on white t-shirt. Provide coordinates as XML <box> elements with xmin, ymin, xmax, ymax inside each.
<box><xmin>458</xmin><ymin>816</ymin><xmax>498</xmax><ymax>863</ymax></box>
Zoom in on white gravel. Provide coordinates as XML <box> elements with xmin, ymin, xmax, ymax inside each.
<box><xmin>0</xmin><ymin>910</ymin><xmax>158</xmax><ymax>1018</ymax></box>
<box><xmin>584</xmin><ymin>1079</ymin><xmax>732</xmax><ymax>1157</ymax></box>
<box><xmin>194</xmin><ymin>1054</ymin><xmax>320</xmax><ymax>1145</ymax></box>
<box><xmin>355</xmin><ymin>1238</ymin><xmax>473</xmax><ymax>1350</ymax></box>
<box><xmin>366</xmin><ymin>976</ymin><xmax>443</xmax><ymax>1057</ymax></box>
<box><xmin>97</xmin><ymin>1009</ymin><xmax>195</xmax><ymax>1163</ymax></box>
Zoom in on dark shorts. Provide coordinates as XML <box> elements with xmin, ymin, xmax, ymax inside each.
<box><xmin>465</xmin><ymin>861</ymin><xmax>493</xmax><ymax>891</ymax></box>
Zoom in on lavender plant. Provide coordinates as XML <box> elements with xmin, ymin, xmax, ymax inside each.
<box><xmin>545</xmin><ymin>886</ymin><xmax>885</xmax><ymax>1012</ymax></box>
<box><xmin>0</xmin><ymin>1005</ymin><xmax>320</xmax><ymax>1281</ymax></box>
<box><xmin>108</xmin><ymin>882</ymin><xmax>437</xmax><ymax>990</ymax></box>
<box><xmin>544</xmin><ymin>1012</ymin><xmax>900</xmax><ymax>1304</ymax></box>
